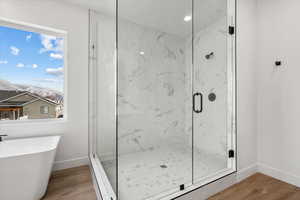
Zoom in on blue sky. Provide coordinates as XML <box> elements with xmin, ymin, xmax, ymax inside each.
<box><xmin>0</xmin><ymin>25</ymin><xmax>64</xmax><ymax>92</ymax></box>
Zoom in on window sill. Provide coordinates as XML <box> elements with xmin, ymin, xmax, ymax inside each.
<box><xmin>0</xmin><ymin>118</ymin><xmax>68</xmax><ymax>126</ymax></box>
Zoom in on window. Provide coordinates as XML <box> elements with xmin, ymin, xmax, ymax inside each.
<box><xmin>0</xmin><ymin>19</ymin><xmax>66</xmax><ymax>121</ymax></box>
<box><xmin>40</xmin><ymin>106</ymin><xmax>49</xmax><ymax>114</ymax></box>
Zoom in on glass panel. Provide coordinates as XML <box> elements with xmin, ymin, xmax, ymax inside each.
<box><xmin>117</xmin><ymin>0</ymin><xmax>193</xmax><ymax>199</ymax></box>
<box><xmin>193</xmin><ymin>0</ymin><xmax>234</xmax><ymax>182</ymax></box>
<box><xmin>89</xmin><ymin>8</ymin><xmax>117</xmax><ymax>199</ymax></box>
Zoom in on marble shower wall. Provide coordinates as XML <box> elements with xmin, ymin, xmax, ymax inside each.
<box><xmin>94</xmin><ymin>11</ymin><xmax>230</xmax><ymax>159</ymax></box>
<box><xmin>118</xmin><ymin>19</ymin><xmax>192</xmax><ymax>156</ymax></box>
<box><xmin>185</xmin><ymin>17</ymin><xmax>229</xmax><ymax>158</ymax></box>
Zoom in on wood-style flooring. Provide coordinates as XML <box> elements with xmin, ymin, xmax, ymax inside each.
<box><xmin>42</xmin><ymin>166</ymin><xmax>97</xmax><ymax>200</ymax></box>
<box><xmin>209</xmin><ymin>173</ymin><xmax>300</xmax><ymax>200</ymax></box>
<box><xmin>42</xmin><ymin>166</ymin><xmax>300</xmax><ymax>200</ymax></box>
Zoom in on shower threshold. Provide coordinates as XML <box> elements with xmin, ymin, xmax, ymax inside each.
<box><xmin>148</xmin><ymin>168</ymin><xmax>236</xmax><ymax>200</ymax></box>
<box><xmin>91</xmin><ymin>156</ymin><xmax>117</xmax><ymax>200</ymax></box>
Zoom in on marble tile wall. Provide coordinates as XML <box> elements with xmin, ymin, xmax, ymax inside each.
<box><xmin>94</xmin><ymin>12</ymin><xmax>229</xmax><ymax>159</ymax></box>
<box><xmin>118</xmin><ymin>19</ymin><xmax>192</xmax><ymax>156</ymax></box>
<box><xmin>92</xmin><ymin>11</ymin><xmax>233</xmax><ymax>200</ymax></box>
<box><xmin>185</xmin><ymin>17</ymin><xmax>229</xmax><ymax>158</ymax></box>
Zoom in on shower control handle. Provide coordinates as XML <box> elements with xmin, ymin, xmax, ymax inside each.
<box><xmin>193</xmin><ymin>92</ymin><xmax>203</xmax><ymax>113</ymax></box>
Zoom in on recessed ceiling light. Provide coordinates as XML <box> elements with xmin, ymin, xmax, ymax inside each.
<box><xmin>184</xmin><ymin>15</ymin><xmax>192</xmax><ymax>22</ymax></box>
<box><xmin>140</xmin><ymin>51</ymin><xmax>145</xmax><ymax>55</ymax></box>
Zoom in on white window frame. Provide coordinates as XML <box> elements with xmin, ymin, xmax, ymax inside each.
<box><xmin>0</xmin><ymin>17</ymin><xmax>68</xmax><ymax>124</ymax></box>
<box><xmin>40</xmin><ymin>105</ymin><xmax>49</xmax><ymax>114</ymax></box>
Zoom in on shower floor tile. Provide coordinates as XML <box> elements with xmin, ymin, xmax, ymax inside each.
<box><xmin>102</xmin><ymin>145</ymin><xmax>227</xmax><ymax>200</ymax></box>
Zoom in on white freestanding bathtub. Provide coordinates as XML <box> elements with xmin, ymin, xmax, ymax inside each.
<box><xmin>0</xmin><ymin>136</ymin><xmax>60</xmax><ymax>200</ymax></box>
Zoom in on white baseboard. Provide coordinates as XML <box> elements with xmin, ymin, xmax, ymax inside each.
<box><xmin>237</xmin><ymin>163</ymin><xmax>258</xmax><ymax>182</ymax></box>
<box><xmin>53</xmin><ymin>156</ymin><xmax>89</xmax><ymax>171</ymax></box>
<box><xmin>233</xmin><ymin>163</ymin><xmax>300</xmax><ymax>188</ymax></box>
<box><xmin>258</xmin><ymin>163</ymin><xmax>300</xmax><ymax>187</ymax></box>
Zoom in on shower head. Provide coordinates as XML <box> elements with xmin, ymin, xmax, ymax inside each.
<box><xmin>205</xmin><ymin>52</ymin><xmax>214</xmax><ymax>60</ymax></box>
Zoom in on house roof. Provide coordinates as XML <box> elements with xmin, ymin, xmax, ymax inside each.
<box><xmin>0</xmin><ymin>101</ymin><xmax>28</xmax><ymax>106</ymax></box>
<box><xmin>0</xmin><ymin>90</ymin><xmax>59</xmax><ymax>107</ymax></box>
<box><xmin>0</xmin><ymin>90</ymin><xmax>26</xmax><ymax>102</ymax></box>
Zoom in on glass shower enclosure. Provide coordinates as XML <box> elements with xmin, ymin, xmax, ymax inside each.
<box><xmin>89</xmin><ymin>0</ymin><xmax>236</xmax><ymax>199</ymax></box>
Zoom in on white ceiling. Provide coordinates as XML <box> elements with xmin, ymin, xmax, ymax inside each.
<box><xmin>61</xmin><ymin>0</ymin><xmax>226</xmax><ymax>37</ymax></box>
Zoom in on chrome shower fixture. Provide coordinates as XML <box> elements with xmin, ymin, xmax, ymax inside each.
<box><xmin>205</xmin><ymin>52</ymin><xmax>214</xmax><ymax>60</ymax></box>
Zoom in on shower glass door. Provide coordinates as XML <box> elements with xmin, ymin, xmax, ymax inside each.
<box><xmin>116</xmin><ymin>0</ymin><xmax>236</xmax><ymax>199</ymax></box>
<box><xmin>89</xmin><ymin>9</ymin><xmax>117</xmax><ymax>200</ymax></box>
<box><xmin>192</xmin><ymin>0</ymin><xmax>236</xmax><ymax>183</ymax></box>
<box><xmin>117</xmin><ymin>0</ymin><xmax>193</xmax><ymax>199</ymax></box>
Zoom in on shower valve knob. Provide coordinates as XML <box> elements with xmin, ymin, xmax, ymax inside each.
<box><xmin>275</xmin><ymin>61</ymin><xmax>282</xmax><ymax>66</ymax></box>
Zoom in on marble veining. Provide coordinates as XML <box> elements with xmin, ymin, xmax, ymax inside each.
<box><xmin>118</xmin><ymin>18</ymin><xmax>189</xmax><ymax>155</ymax></box>
<box><xmin>184</xmin><ymin>17</ymin><xmax>229</xmax><ymax>158</ymax></box>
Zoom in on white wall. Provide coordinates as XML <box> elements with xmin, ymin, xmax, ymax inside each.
<box><xmin>236</xmin><ymin>0</ymin><xmax>258</xmax><ymax>172</ymax></box>
<box><xmin>257</xmin><ymin>0</ymin><xmax>300</xmax><ymax>186</ymax></box>
<box><xmin>0</xmin><ymin>0</ymin><xmax>89</xmax><ymax>170</ymax></box>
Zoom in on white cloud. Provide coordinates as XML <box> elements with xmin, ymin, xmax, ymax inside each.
<box><xmin>16</xmin><ymin>63</ymin><xmax>25</xmax><ymax>68</ymax></box>
<box><xmin>34</xmin><ymin>78</ymin><xmax>58</xmax><ymax>83</ymax></box>
<box><xmin>26</xmin><ymin>34</ymin><xmax>32</xmax><ymax>41</ymax></box>
<box><xmin>46</xmin><ymin>67</ymin><xmax>64</xmax><ymax>76</ymax></box>
<box><xmin>39</xmin><ymin>34</ymin><xmax>63</xmax><ymax>54</ymax></box>
<box><xmin>32</xmin><ymin>64</ymin><xmax>38</xmax><ymax>69</ymax></box>
<box><xmin>10</xmin><ymin>46</ymin><xmax>20</xmax><ymax>56</ymax></box>
<box><xmin>50</xmin><ymin>53</ymin><xmax>63</xmax><ymax>59</ymax></box>
<box><xmin>0</xmin><ymin>60</ymin><xmax>8</xmax><ymax>64</ymax></box>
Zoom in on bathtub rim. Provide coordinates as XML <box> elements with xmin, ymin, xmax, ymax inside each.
<box><xmin>0</xmin><ymin>135</ymin><xmax>61</xmax><ymax>159</ymax></box>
